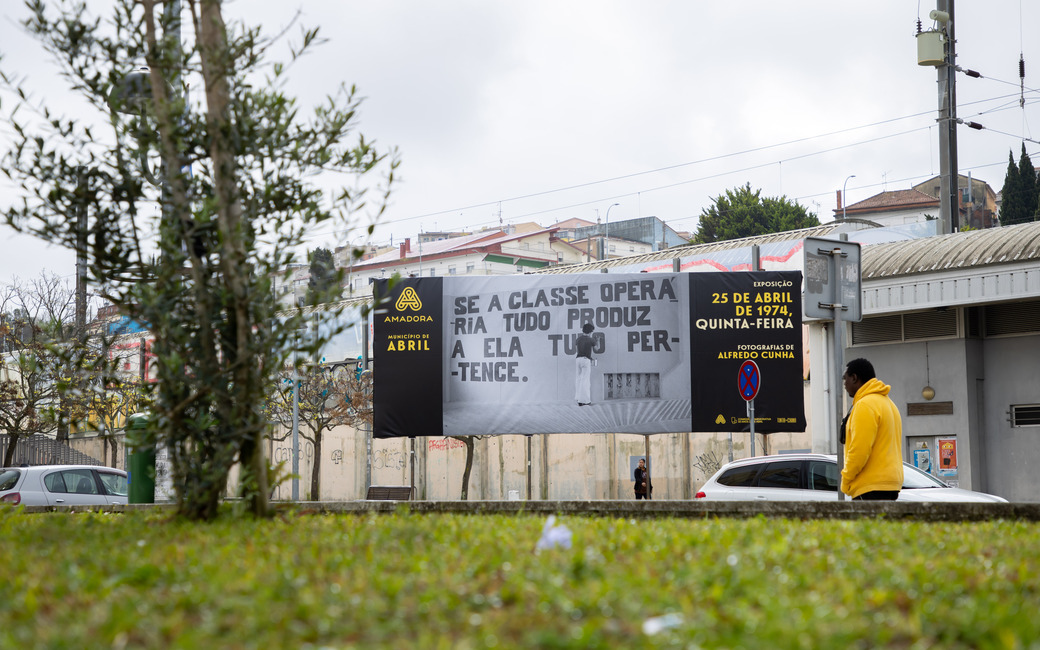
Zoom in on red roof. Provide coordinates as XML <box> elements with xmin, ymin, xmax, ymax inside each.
<box><xmin>838</xmin><ymin>189</ymin><xmax>938</xmax><ymax>216</ymax></box>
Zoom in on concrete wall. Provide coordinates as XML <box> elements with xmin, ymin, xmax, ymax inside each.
<box><xmin>260</xmin><ymin>424</ymin><xmax>810</xmax><ymax>501</ymax></box>
<box><xmin>979</xmin><ymin>333</ymin><xmax>1040</xmax><ymax>501</ymax></box>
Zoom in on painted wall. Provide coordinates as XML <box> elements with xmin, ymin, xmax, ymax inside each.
<box><xmin>980</xmin><ymin>333</ymin><xmax>1040</xmax><ymax>501</ymax></box>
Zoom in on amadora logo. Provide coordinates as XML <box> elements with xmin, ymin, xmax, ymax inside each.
<box><xmin>396</xmin><ymin>287</ymin><xmax>423</xmax><ymax>311</ymax></box>
<box><xmin>385</xmin><ymin>286</ymin><xmax>433</xmax><ymax>323</ymax></box>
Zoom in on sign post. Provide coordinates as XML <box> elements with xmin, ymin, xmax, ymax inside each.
<box><xmin>804</xmin><ymin>237</ymin><xmax>862</xmax><ymax>501</ymax></box>
<box><xmin>738</xmin><ymin>360</ymin><xmax>761</xmax><ymax>456</ymax></box>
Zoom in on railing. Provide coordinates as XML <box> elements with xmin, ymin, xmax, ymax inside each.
<box><xmin>0</xmin><ymin>434</ymin><xmax>104</xmax><ymax>467</ymax></box>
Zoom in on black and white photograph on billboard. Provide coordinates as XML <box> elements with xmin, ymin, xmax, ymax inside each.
<box><xmin>442</xmin><ymin>274</ymin><xmax>692</xmax><ymax>435</ymax></box>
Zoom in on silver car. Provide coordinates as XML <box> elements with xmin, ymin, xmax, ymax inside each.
<box><xmin>695</xmin><ymin>453</ymin><xmax>1007</xmax><ymax>502</ymax></box>
<box><xmin>0</xmin><ymin>465</ymin><xmax>129</xmax><ymax>507</ymax></box>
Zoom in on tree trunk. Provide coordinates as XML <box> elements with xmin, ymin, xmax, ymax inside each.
<box><xmin>452</xmin><ymin>436</ymin><xmax>475</xmax><ymax>500</ymax></box>
<box><xmin>196</xmin><ymin>0</ymin><xmax>268</xmax><ymax>517</ymax></box>
<box><xmin>55</xmin><ymin>396</ymin><xmax>69</xmax><ymax>444</ymax></box>
<box><xmin>2</xmin><ymin>433</ymin><xmax>19</xmax><ymax>468</ymax></box>
<box><xmin>310</xmin><ymin>434</ymin><xmax>322</xmax><ymax>501</ymax></box>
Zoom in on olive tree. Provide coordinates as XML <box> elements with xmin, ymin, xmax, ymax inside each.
<box><xmin>2</xmin><ymin>0</ymin><xmax>396</xmax><ymax>519</ymax></box>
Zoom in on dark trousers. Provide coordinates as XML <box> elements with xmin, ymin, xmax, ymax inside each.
<box><xmin>853</xmin><ymin>490</ymin><xmax>899</xmax><ymax>501</ymax></box>
<box><xmin>635</xmin><ymin>492</ymin><xmax>651</xmax><ymax>500</ymax></box>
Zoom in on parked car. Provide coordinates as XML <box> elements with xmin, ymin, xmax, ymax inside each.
<box><xmin>0</xmin><ymin>465</ymin><xmax>129</xmax><ymax>506</ymax></box>
<box><xmin>695</xmin><ymin>453</ymin><xmax>1007</xmax><ymax>502</ymax></box>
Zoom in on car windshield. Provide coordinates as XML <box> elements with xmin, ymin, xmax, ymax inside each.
<box><xmin>0</xmin><ymin>469</ymin><xmax>21</xmax><ymax>491</ymax></box>
<box><xmin>902</xmin><ymin>463</ymin><xmax>949</xmax><ymax>489</ymax></box>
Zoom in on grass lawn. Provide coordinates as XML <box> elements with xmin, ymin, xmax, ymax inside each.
<box><xmin>1</xmin><ymin>508</ymin><xmax>1036</xmax><ymax>648</ymax></box>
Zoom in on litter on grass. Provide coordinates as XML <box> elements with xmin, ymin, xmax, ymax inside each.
<box><xmin>642</xmin><ymin>613</ymin><xmax>684</xmax><ymax>635</ymax></box>
<box><xmin>535</xmin><ymin>515</ymin><xmax>572</xmax><ymax>552</ymax></box>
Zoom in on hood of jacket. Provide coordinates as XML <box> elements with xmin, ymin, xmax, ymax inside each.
<box><xmin>854</xmin><ymin>377</ymin><xmax>890</xmax><ymax>402</ymax></box>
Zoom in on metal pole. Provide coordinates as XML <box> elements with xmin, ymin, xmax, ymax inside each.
<box><xmin>604</xmin><ymin>203</ymin><xmax>619</xmax><ymax>260</ymax></box>
<box><xmin>936</xmin><ymin>0</ymin><xmax>958</xmax><ymax>233</ymax></box>
<box><xmin>526</xmin><ymin>434</ymin><xmax>532</xmax><ymax>500</ymax></box>
<box><xmin>842</xmin><ymin>175</ymin><xmax>856</xmax><ymax>221</ymax></box>
<box><xmin>831</xmin><ymin>252</ymin><xmax>847</xmax><ymax>501</ymax></box>
<box><xmin>291</xmin><ymin>328</ymin><xmax>299</xmax><ymax>501</ymax></box>
<box><xmin>748</xmin><ymin>400</ymin><xmax>756</xmax><ymax>457</ymax></box>
<box><xmin>363</xmin><ymin>309</ymin><xmax>371</xmax><ymax>492</ymax></box>
<box><xmin>75</xmin><ymin>168</ymin><xmax>88</xmax><ymax>336</ymax></box>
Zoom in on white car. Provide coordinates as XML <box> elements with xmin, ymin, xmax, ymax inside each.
<box><xmin>0</xmin><ymin>465</ymin><xmax>129</xmax><ymax>507</ymax></box>
<box><xmin>695</xmin><ymin>453</ymin><xmax>1007</xmax><ymax>502</ymax></box>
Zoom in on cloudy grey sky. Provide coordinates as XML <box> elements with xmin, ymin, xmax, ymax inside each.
<box><xmin>2</xmin><ymin>1</ymin><xmax>1038</xmax><ymax>288</ymax></box>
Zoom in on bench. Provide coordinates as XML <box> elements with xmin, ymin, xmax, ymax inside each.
<box><xmin>365</xmin><ymin>485</ymin><xmax>414</xmax><ymax>501</ymax></box>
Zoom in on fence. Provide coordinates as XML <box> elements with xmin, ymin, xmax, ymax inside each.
<box><xmin>0</xmin><ymin>434</ymin><xmax>104</xmax><ymax>467</ymax></box>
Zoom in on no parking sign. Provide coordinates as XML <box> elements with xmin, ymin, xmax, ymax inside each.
<box><xmin>738</xmin><ymin>360</ymin><xmax>760</xmax><ymax>401</ymax></box>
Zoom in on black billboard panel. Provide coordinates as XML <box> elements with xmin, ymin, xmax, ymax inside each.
<box><xmin>690</xmin><ymin>271</ymin><xmax>805</xmax><ymax>433</ymax></box>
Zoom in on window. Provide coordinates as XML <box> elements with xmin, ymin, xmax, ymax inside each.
<box><xmin>0</xmin><ymin>469</ymin><xmax>20</xmax><ymax>491</ymax></box>
<box><xmin>44</xmin><ymin>471</ymin><xmax>69</xmax><ymax>493</ymax></box>
<box><xmin>59</xmin><ymin>470</ymin><xmax>98</xmax><ymax>495</ymax></box>
<box><xmin>98</xmin><ymin>471</ymin><xmax>129</xmax><ymax>497</ymax></box>
<box><xmin>757</xmin><ymin>461</ymin><xmax>802</xmax><ymax>489</ymax></box>
<box><xmin>448</xmin><ymin>265</ymin><xmax>457</xmax><ymax>276</ymax></box>
<box><xmin>466</xmin><ymin>263</ymin><xmax>475</xmax><ymax>273</ymax></box>
<box><xmin>718</xmin><ymin>465</ymin><xmax>760</xmax><ymax>487</ymax></box>
<box><xmin>808</xmin><ymin>461</ymin><xmax>839</xmax><ymax>491</ymax></box>
<box><xmin>1011</xmin><ymin>404</ymin><xmax>1040</xmax><ymax>427</ymax></box>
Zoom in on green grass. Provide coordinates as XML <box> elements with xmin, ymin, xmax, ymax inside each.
<box><xmin>1</xmin><ymin>508</ymin><xmax>1037</xmax><ymax>649</ymax></box>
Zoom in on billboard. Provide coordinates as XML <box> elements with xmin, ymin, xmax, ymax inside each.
<box><xmin>374</xmin><ymin>272</ymin><xmax>804</xmax><ymax>438</ymax></box>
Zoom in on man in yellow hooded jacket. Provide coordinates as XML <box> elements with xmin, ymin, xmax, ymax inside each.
<box><xmin>840</xmin><ymin>358</ymin><xmax>904</xmax><ymax>500</ymax></box>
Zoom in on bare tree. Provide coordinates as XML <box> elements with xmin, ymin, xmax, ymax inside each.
<box><xmin>83</xmin><ymin>375</ymin><xmax>144</xmax><ymax>467</ymax></box>
<box><xmin>1</xmin><ymin>273</ymin><xmax>88</xmax><ymax>445</ymax></box>
<box><xmin>268</xmin><ymin>360</ymin><xmax>372</xmax><ymax>500</ymax></box>
<box><xmin>0</xmin><ymin>279</ymin><xmax>61</xmax><ymax>465</ymax></box>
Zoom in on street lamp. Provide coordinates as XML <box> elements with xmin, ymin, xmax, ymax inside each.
<box><xmin>842</xmin><ymin>175</ymin><xmax>856</xmax><ymax>221</ymax></box>
<box><xmin>603</xmin><ymin>202</ymin><xmax>619</xmax><ymax>260</ymax></box>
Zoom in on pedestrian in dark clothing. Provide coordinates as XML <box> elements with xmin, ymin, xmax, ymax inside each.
<box><xmin>634</xmin><ymin>458</ymin><xmax>652</xmax><ymax>499</ymax></box>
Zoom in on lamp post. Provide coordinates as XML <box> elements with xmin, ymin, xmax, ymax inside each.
<box><xmin>842</xmin><ymin>175</ymin><xmax>856</xmax><ymax>221</ymax></box>
<box><xmin>603</xmin><ymin>202</ymin><xmax>619</xmax><ymax>260</ymax></box>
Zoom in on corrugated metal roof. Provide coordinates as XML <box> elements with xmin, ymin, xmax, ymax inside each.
<box><xmin>534</xmin><ymin>223</ymin><xmax>845</xmax><ymax>275</ymax></box>
<box><xmin>863</xmin><ymin>221</ymin><xmax>1040</xmax><ymax>279</ymax></box>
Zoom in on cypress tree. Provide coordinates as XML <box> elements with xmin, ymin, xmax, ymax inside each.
<box><xmin>1019</xmin><ymin>144</ymin><xmax>1038</xmax><ymax>222</ymax></box>
<box><xmin>998</xmin><ymin>150</ymin><xmax>1022</xmax><ymax>225</ymax></box>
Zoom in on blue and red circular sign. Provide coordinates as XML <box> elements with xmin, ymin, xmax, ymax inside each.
<box><xmin>738</xmin><ymin>360</ymin><xmax>761</xmax><ymax>401</ymax></box>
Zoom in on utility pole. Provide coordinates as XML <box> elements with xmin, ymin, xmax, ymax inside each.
<box><xmin>74</xmin><ymin>167</ymin><xmax>88</xmax><ymax>336</ymax></box>
<box><xmin>935</xmin><ymin>0</ymin><xmax>959</xmax><ymax>234</ymax></box>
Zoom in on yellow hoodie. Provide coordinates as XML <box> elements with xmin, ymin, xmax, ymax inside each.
<box><xmin>840</xmin><ymin>377</ymin><xmax>904</xmax><ymax>498</ymax></box>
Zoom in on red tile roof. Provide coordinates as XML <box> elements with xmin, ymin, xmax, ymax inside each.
<box><xmin>839</xmin><ymin>189</ymin><xmax>938</xmax><ymax>215</ymax></box>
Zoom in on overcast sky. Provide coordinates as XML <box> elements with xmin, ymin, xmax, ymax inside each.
<box><xmin>2</xmin><ymin>1</ymin><xmax>1038</xmax><ymax>290</ymax></box>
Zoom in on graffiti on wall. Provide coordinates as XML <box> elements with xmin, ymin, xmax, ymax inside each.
<box><xmin>273</xmin><ymin>441</ymin><xmax>314</xmax><ymax>465</ymax></box>
<box><xmin>373</xmin><ymin>448</ymin><xmax>406</xmax><ymax>470</ymax></box>
<box><xmin>428</xmin><ymin>437</ymin><xmax>468</xmax><ymax>452</ymax></box>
